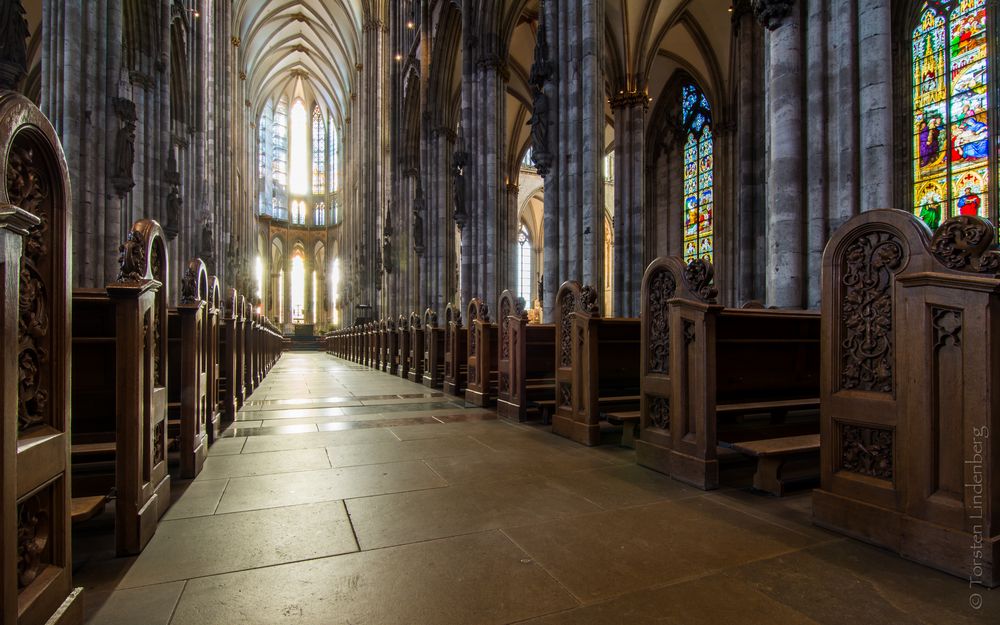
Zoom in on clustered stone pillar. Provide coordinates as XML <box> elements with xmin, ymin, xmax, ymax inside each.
<box><xmin>611</xmin><ymin>93</ymin><xmax>645</xmax><ymax>317</ymax></box>
<box><xmin>541</xmin><ymin>0</ymin><xmax>605</xmax><ymax>321</ymax></box>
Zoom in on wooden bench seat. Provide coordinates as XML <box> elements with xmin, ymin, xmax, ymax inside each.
<box><xmin>606</xmin><ymin>410</ymin><xmax>641</xmax><ymax>448</ymax></box>
<box><xmin>727</xmin><ymin>434</ymin><xmax>821</xmax><ymax>496</ymax></box>
<box><xmin>72</xmin><ymin>495</ymin><xmax>110</xmax><ymax>524</ymax></box>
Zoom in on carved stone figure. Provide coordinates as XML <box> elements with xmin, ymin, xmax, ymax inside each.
<box><xmin>164</xmin><ymin>186</ymin><xmax>181</xmax><ymax>240</ymax></box>
<box><xmin>452</xmin><ymin>148</ymin><xmax>467</xmax><ymax>228</ymax></box>
<box><xmin>201</xmin><ymin>219</ymin><xmax>215</xmax><ymax>260</ymax></box>
<box><xmin>0</xmin><ymin>0</ymin><xmax>29</xmax><ymax>90</ymax></box>
<box><xmin>111</xmin><ymin>97</ymin><xmax>137</xmax><ymax>195</ymax></box>
<box><xmin>413</xmin><ymin>184</ymin><xmax>425</xmax><ymax>256</ymax></box>
<box><xmin>752</xmin><ymin>0</ymin><xmax>795</xmax><ymax>30</ymax></box>
<box><xmin>527</xmin><ymin>4</ymin><xmax>553</xmax><ymax>175</ymax></box>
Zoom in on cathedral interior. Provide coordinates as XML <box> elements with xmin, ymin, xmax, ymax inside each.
<box><xmin>0</xmin><ymin>0</ymin><xmax>998</xmax><ymax>624</ymax></box>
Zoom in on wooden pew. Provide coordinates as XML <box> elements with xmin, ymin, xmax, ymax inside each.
<box><xmin>636</xmin><ymin>258</ymin><xmax>821</xmax><ymax>490</ymax></box>
<box><xmin>465</xmin><ymin>298</ymin><xmax>498</xmax><ymax>406</ymax></box>
<box><xmin>442</xmin><ymin>303</ymin><xmax>467</xmax><ymax>396</ymax></box>
<box><xmin>408</xmin><ymin>311</ymin><xmax>424</xmax><ymax>382</ymax></box>
<box><xmin>398</xmin><ymin>314</ymin><xmax>411</xmax><ymax>379</ymax></box>
<box><xmin>242</xmin><ymin>298</ymin><xmax>255</xmax><ymax>399</ymax></box>
<box><xmin>233</xmin><ymin>294</ymin><xmax>247</xmax><ymax>408</ymax></box>
<box><xmin>497</xmin><ymin>295</ymin><xmax>556</xmax><ymax>422</ymax></box>
<box><xmin>636</xmin><ymin>256</ymin><xmax>716</xmax><ymax>474</ymax></box>
<box><xmin>71</xmin><ymin>219</ymin><xmax>172</xmax><ymax>556</ymax></box>
<box><xmin>386</xmin><ymin>317</ymin><xmax>399</xmax><ymax>375</ymax></box>
<box><xmin>166</xmin><ymin>259</ymin><xmax>210</xmax><ymax>479</ymax></box>
<box><xmin>205</xmin><ymin>276</ymin><xmax>222</xmax><ymax>442</ymax></box>
<box><xmin>814</xmin><ymin>209</ymin><xmax>1000</xmax><ymax>587</ymax></box>
<box><xmin>0</xmin><ymin>94</ymin><xmax>82</xmax><ymax>624</ymax></box>
<box><xmin>556</xmin><ymin>285</ymin><xmax>642</xmax><ymax>446</ymax></box>
<box><xmin>422</xmin><ymin>308</ymin><xmax>445</xmax><ymax>388</ymax></box>
<box><xmin>218</xmin><ymin>288</ymin><xmax>240</xmax><ymax>424</ymax></box>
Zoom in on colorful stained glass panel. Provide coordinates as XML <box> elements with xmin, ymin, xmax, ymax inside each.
<box><xmin>911</xmin><ymin>1</ymin><xmax>992</xmax><ymax>230</ymax></box>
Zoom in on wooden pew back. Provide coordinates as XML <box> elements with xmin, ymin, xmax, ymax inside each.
<box><xmin>422</xmin><ymin>309</ymin><xmax>445</xmax><ymax>388</ymax></box>
<box><xmin>637</xmin><ymin>256</ymin><xmax>717</xmax><ymax>472</ymax></box>
<box><xmin>553</xmin><ymin>281</ymin><xmax>583</xmax><ymax>432</ymax></box>
<box><xmin>398</xmin><ymin>314</ymin><xmax>411</xmax><ymax>378</ymax></box>
<box><xmin>409</xmin><ymin>311</ymin><xmax>424</xmax><ymax>382</ymax></box>
<box><xmin>443</xmin><ymin>303</ymin><xmax>467</xmax><ymax>395</ymax></box>
<box><xmin>205</xmin><ymin>276</ymin><xmax>222</xmax><ymax>441</ymax></box>
<box><xmin>466</xmin><ymin>298</ymin><xmax>498</xmax><ymax>406</ymax></box>
<box><xmin>0</xmin><ymin>94</ymin><xmax>81</xmax><ymax>623</ymax></box>
<box><xmin>814</xmin><ymin>209</ymin><xmax>1000</xmax><ymax>586</ymax></box>
<box><xmin>106</xmin><ymin>219</ymin><xmax>172</xmax><ymax>555</ymax></box>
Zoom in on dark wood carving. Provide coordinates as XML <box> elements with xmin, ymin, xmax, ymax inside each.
<box><xmin>928</xmin><ymin>214</ymin><xmax>1000</xmax><ymax>274</ymax></box>
<box><xmin>839</xmin><ymin>230</ymin><xmax>904</xmax><ymax>394</ymax></box>
<box><xmin>2</xmin><ymin>91</ymin><xmax>80</xmax><ymax>624</ymax></box>
<box><xmin>816</xmin><ymin>208</ymin><xmax>999</xmax><ymax>587</ymax></box>
<box><xmin>840</xmin><ymin>424</ymin><xmax>893</xmax><ymax>481</ymax></box>
<box><xmin>646</xmin><ymin>268</ymin><xmax>676</xmax><ymax>374</ymax></box>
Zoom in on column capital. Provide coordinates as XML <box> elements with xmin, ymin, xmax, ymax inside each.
<box><xmin>752</xmin><ymin>0</ymin><xmax>795</xmax><ymax>30</ymax></box>
<box><xmin>608</xmin><ymin>90</ymin><xmax>649</xmax><ymax>110</ymax></box>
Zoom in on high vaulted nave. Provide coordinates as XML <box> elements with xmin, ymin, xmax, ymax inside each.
<box><xmin>1</xmin><ymin>0</ymin><xmax>998</xmax><ymax>624</ymax></box>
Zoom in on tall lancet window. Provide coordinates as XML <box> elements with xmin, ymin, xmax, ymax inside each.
<box><xmin>289</xmin><ymin>99</ymin><xmax>309</xmax><ymax>196</ymax></box>
<box><xmin>272</xmin><ymin>98</ymin><xmax>288</xmax><ymax>219</ymax></box>
<box><xmin>912</xmin><ymin>0</ymin><xmax>990</xmax><ymax>230</ymax></box>
<box><xmin>681</xmin><ymin>83</ymin><xmax>713</xmax><ymax>264</ymax></box>
<box><xmin>331</xmin><ymin>124</ymin><xmax>339</xmax><ymax>193</ymax></box>
<box><xmin>313</xmin><ymin>106</ymin><xmax>326</xmax><ymax>195</ymax></box>
<box><xmin>517</xmin><ymin>225</ymin><xmax>532</xmax><ymax>304</ymax></box>
<box><xmin>258</xmin><ymin>101</ymin><xmax>272</xmax><ymax>215</ymax></box>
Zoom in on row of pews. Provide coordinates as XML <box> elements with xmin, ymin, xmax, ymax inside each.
<box><xmin>0</xmin><ymin>93</ymin><xmax>283</xmax><ymax>625</ymax></box>
<box><xmin>327</xmin><ymin>208</ymin><xmax>998</xmax><ymax>589</ymax></box>
<box><xmin>71</xmin><ymin>218</ymin><xmax>282</xmax><ymax>557</ymax></box>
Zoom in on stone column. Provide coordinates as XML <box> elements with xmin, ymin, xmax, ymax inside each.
<box><xmin>759</xmin><ymin>0</ymin><xmax>805</xmax><ymax>308</ymax></box>
<box><xmin>857</xmin><ymin>0</ymin><xmax>892</xmax><ymax>211</ymax></box>
<box><xmin>610</xmin><ymin>93</ymin><xmax>645</xmax><ymax>317</ymax></box>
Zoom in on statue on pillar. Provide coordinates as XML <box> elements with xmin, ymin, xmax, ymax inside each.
<box><xmin>452</xmin><ymin>141</ymin><xmax>468</xmax><ymax>229</ymax></box>
<box><xmin>164</xmin><ymin>186</ymin><xmax>181</xmax><ymax>240</ymax></box>
<box><xmin>0</xmin><ymin>0</ymin><xmax>29</xmax><ymax>90</ymax></box>
<box><xmin>527</xmin><ymin>3</ymin><xmax>553</xmax><ymax>175</ymax></box>
<box><xmin>413</xmin><ymin>183</ymin><xmax>426</xmax><ymax>256</ymax></box>
<box><xmin>111</xmin><ymin>97</ymin><xmax>137</xmax><ymax>196</ymax></box>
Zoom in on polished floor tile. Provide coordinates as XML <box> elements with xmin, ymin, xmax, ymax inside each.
<box><xmin>215</xmin><ymin>460</ymin><xmax>447</xmax><ymax>514</ymax></box>
<box><xmin>119</xmin><ymin>500</ymin><xmax>357</xmax><ymax>588</ymax></box>
<box><xmin>167</xmin><ymin>532</ymin><xmax>578</xmax><ymax>625</ymax></box>
<box><xmin>347</xmin><ymin>476</ymin><xmax>603</xmax><ymax>549</ymax></box>
<box><xmin>80</xmin><ymin>352</ymin><xmax>989</xmax><ymax>625</ymax></box>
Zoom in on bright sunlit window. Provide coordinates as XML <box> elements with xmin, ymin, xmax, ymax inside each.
<box><xmin>290</xmin><ymin>253</ymin><xmax>305</xmax><ymax>323</ymax></box>
<box><xmin>331</xmin><ymin>257</ymin><xmax>341</xmax><ymax>327</ymax></box>
<box><xmin>290</xmin><ymin>100</ymin><xmax>309</xmax><ymax>196</ymax></box>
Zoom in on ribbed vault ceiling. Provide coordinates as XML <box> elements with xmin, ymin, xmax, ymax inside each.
<box><xmin>235</xmin><ymin>0</ymin><xmax>362</xmax><ymax>125</ymax></box>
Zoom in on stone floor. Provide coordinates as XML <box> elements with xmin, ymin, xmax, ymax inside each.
<box><xmin>76</xmin><ymin>352</ymin><xmax>997</xmax><ymax>624</ymax></box>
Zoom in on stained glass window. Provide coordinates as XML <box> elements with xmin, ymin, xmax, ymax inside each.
<box><xmin>312</xmin><ymin>106</ymin><xmax>326</xmax><ymax>195</ymax></box>
<box><xmin>272</xmin><ymin>98</ymin><xmax>288</xmax><ymax>218</ymax></box>
<box><xmin>289</xmin><ymin>100</ymin><xmax>309</xmax><ymax>196</ymax></box>
<box><xmin>258</xmin><ymin>102</ymin><xmax>271</xmax><ymax>215</ymax></box>
<box><xmin>912</xmin><ymin>0</ymin><xmax>990</xmax><ymax>229</ymax></box>
<box><xmin>331</xmin><ymin>124</ymin><xmax>339</xmax><ymax>192</ymax></box>
<box><xmin>315</xmin><ymin>201</ymin><xmax>326</xmax><ymax>226</ymax></box>
<box><xmin>517</xmin><ymin>225</ymin><xmax>531</xmax><ymax>304</ymax></box>
<box><xmin>681</xmin><ymin>84</ymin><xmax>713</xmax><ymax>264</ymax></box>
<box><xmin>290</xmin><ymin>253</ymin><xmax>305</xmax><ymax>324</ymax></box>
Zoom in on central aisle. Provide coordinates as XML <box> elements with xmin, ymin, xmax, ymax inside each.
<box><xmin>88</xmin><ymin>353</ymin><xmax>990</xmax><ymax>625</ymax></box>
